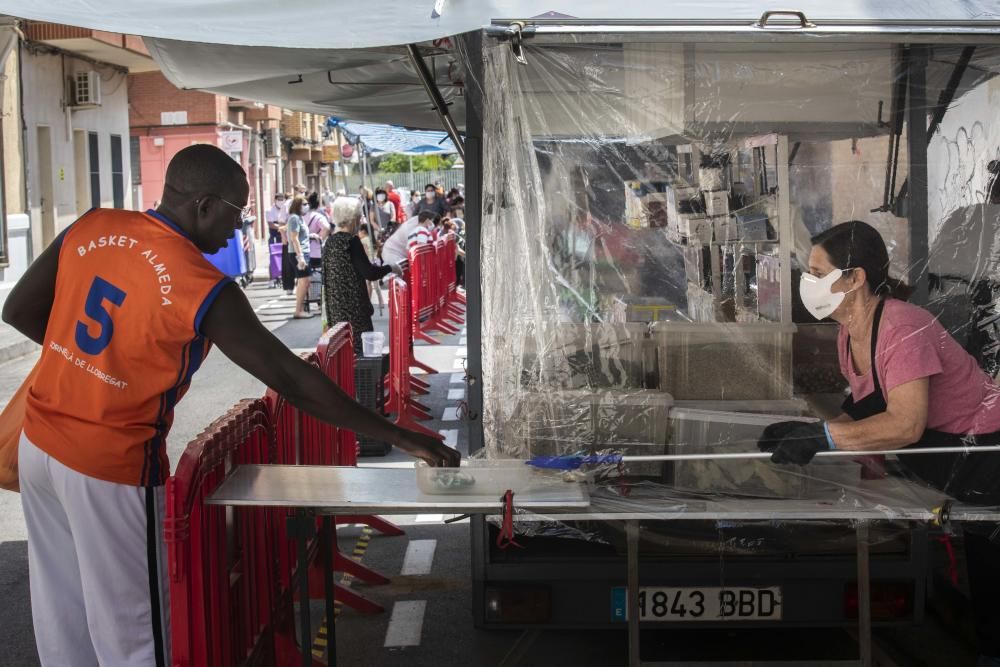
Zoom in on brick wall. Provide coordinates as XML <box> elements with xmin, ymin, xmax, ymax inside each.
<box><xmin>128</xmin><ymin>71</ymin><xmax>223</xmax><ymax>127</ymax></box>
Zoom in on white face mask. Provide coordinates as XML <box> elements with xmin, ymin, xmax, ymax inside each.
<box><xmin>376</xmin><ymin>194</ymin><xmax>386</xmax><ymax>202</ymax></box>
<box><xmin>799</xmin><ymin>269</ymin><xmax>857</xmax><ymax>320</ymax></box>
<box><xmin>425</xmin><ymin>191</ymin><xmax>435</xmax><ymax>200</ymax></box>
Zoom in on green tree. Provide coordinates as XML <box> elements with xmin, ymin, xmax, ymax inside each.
<box><xmin>370</xmin><ymin>153</ymin><xmax>456</xmax><ymax>172</ymax></box>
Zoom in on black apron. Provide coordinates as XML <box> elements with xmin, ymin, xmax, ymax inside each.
<box><xmin>842</xmin><ymin>300</ymin><xmax>1000</xmax><ymax>506</ymax></box>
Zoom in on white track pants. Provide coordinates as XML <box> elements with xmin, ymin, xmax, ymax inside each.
<box><xmin>18</xmin><ymin>434</ymin><xmax>170</xmax><ymax>667</ymax></box>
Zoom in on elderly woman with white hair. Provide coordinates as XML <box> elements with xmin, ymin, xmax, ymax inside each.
<box><xmin>323</xmin><ymin>196</ymin><xmax>403</xmax><ymax>352</ymax></box>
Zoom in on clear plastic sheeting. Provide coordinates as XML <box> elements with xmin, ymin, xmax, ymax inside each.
<box><xmin>471</xmin><ymin>35</ymin><xmax>1000</xmax><ymax>522</ymax></box>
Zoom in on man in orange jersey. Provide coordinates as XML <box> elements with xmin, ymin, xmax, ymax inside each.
<box><xmin>3</xmin><ymin>144</ymin><xmax>458</xmax><ymax>667</ymax></box>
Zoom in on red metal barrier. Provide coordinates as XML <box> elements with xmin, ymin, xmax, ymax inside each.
<box><xmin>435</xmin><ymin>238</ymin><xmax>464</xmax><ymax>326</ymax></box>
<box><xmin>315</xmin><ymin>324</ymin><xmax>358</xmax><ymax>466</ymax></box>
<box><xmin>387</xmin><ymin>277</ymin><xmax>446</xmax><ymax>440</ymax></box>
<box><xmin>165</xmin><ymin>399</ymin><xmax>279</xmax><ymax>667</ymax></box>
<box><xmin>168</xmin><ymin>315</ymin><xmax>418</xmax><ymax>665</ymax></box>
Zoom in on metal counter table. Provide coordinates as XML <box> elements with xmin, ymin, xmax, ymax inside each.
<box><xmin>206</xmin><ymin>464</ymin><xmax>590</xmax><ymax>667</ymax></box>
<box><xmin>209</xmin><ymin>465</ymin><xmax>1000</xmax><ymax>667</ymax></box>
<box><xmin>498</xmin><ymin>475</ymin><xmax>1000</xmax><ymax>667</ymax></box>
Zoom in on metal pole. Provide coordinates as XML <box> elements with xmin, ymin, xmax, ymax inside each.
<box><xmin>856</xmin><ymin>521</ymin><xmax>872</xmax><ymax>667</ymax></box>
<box><xmin>321</xmin><ymin>516</ymin><xmax>337</xmax><ymax>666</ymax></box>
<box><xmin>409</xmin><ymin>155</ymin><xmax>414</xmax><ymax>192</ymax></box>
<box><xmin>906</xmin><ymin>44</ymin><xmax>930</xmax><ymax>306</ymax></box>
<box><xmin>287</xmin><ymin>510</ymin><xmax>314</xmax><ymax>667</ymax></box>
<box><xmin>405</xmin><ymin>44</ymin><xmax>465</xmax><ymax>159</ymax></box>
<box><xmin>626</xmin><ymin>520</ymin><xmax>641</xmax><ymax>667</ymax></box>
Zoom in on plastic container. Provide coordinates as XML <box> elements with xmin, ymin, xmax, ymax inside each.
<box><xmin>652</xmin><ymin>322</ymin><xmax>795</xmax><ymax>400</ymax></box>
<box><xmin>737</xmin><ymin>212</ymin><xmax>771</xmax><ymax>241</ymax></box>
<box><xmin>668</xmin><ymin>406</ymin><xmax>819</xmax><ymax>498</ymax></box>
<box><xmin>506</xmin><ymin>389</ymin><xmax>673</xmax><ymax>477</ymax></box>
<box><xmin>703</xmin><ymin>189</ymin><xmax>729</xmax><ymax>217</ymax></box>
<box><xmin>203</xmin><ymin>229</ymin><xmax>247</xmax><ymax>278</ymax></box>
<box><xmin>415</xmin><ymin>459</ymin><xmax>574</xmax><ymax>496</ymax></box>
<box><xmin>521</xmin><ymin>322</ymin><xmax>653</xmax><ymax>389</ymax></box>
<box><xmin>361</xmin><ymin>331</ymin><xmax>384</xmax><ymax>357</ymax></box>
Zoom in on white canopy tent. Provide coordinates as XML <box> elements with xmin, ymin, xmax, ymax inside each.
<box><xmin>4</xmin><ymin>1</ymin><xmax>1000</xmax><ymax>130</ymax></box>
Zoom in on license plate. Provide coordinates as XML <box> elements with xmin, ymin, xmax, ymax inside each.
<box><xmin>611</xmin><ymin>587</ymin><xmax>782</xmax><ymax>622</ymax></box>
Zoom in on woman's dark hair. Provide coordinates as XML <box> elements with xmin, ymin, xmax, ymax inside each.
<box><xmin>812</xmin><ymin>220</ymin><xmax>910</xmax><ymax>299</ymax></box>
<box><xmin>374</xmin><ymin>188</ymin><xmax>387</xmax><ymax>198</ymax></box>
<box><xmin>307</xmin><ymin>192</ymin><xmax>320</xmax><ymax>210</ymax></box>
<box><xmin>358</xmin><ymin>222</ymin><xmax>372</xmax><ymax>236</ymax></box>
<box><xmin>425</xmin><ymin>183</ymin><xmax>437</xmax><ymax>192</ymax></box>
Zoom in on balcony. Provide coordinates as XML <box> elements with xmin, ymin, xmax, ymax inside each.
<box><xmin>23</xmin><ymin>22</ymin><xmax>158</xmax><ymax>72</ymax></box>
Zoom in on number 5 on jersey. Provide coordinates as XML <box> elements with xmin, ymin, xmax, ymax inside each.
<box><xmin>76</xmin><ymin>276</ymin><xmax>127</xmax><ymax>355</ymax></box>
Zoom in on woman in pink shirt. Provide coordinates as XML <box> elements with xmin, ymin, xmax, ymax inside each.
<box><xmin>758</xmin><ymin>220</ymin><xmax>1000</xmax><ymax>662</ymax></box>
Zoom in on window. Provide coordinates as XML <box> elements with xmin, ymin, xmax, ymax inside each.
<box><xmin>129</xmin><ymin>136</ymin><xmax>141</xmax><ymax>186</ymax></box>
<box><xmin>88</xmin><ymin>131</ymin><xmax>100</xmax><ymax>208</ymax></box>
<box><xmin>110</xmin><ymin>134</ymin><xmax>124</xmax><ymax>209</ymax></box>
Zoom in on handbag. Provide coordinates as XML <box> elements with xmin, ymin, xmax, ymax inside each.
<box><xmin>0</xmin><ymin>363</ymin><xmax>38</xmax><ymax>493</ymax></box>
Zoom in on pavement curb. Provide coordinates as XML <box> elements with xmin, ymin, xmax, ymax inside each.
<box><xmin>0</xmin><ymin>339</ymin><xmax>39</xmax><ymax>365</ymax></box>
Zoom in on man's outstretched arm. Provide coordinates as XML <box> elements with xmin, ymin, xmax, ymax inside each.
<box><xmin>201</xmin><ymin>282</ymin><xmax>459</xmax><ymax>467</ymax></box>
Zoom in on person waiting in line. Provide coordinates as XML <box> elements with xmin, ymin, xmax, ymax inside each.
<box><xmin>416</xmin><ymin>183</ymin><xmax>447</xmax><ymax>219</ymax></box>
<box><xmin>384</xmin><ymin>180</ymin><xmax>403</xmax><ymax>223</ymax></box>
<box><xmin>278</xmin><ymin>194</ymin><xmax>295</xmax><ymax>295</ymax></box>
<box><xmin>286</xmin><ymin>197</ymin><xmax>313</xmax><ymax>319</ymax></box>
<box><xmin>759</xmin><ymin>220</ymin><xmax>1000</xmax><ymax>664</ymax></box>
<box><xmin>357</xmin><ymin>222</ymin><xmax>385</xmax><ymax>316</ymax></box>
<box><xmin>323</xmin><ymin>197</ymin><xmax>403</xmax><ymax>353</ymax></box>
<box><xmin>442</xmin><ymin>218</ymin><xmax>466</xmax><ymax>288</ymax></box>
<box><xmin>372</xmin><ymin>188</ymin><xmax>395</xmax><ymax>237</ymax></box>
<box><xmin>406</xmin><ymin>189</ymin><xmax>422</xmax><ymax>219</ymax></box>
<box><xmin>304</xmin><ymin>192</ymin><xmax>331</xmax><ymax>272</ymax></box>
<box><xmin>381</xmin><ymin>211</ymin><xmax>436</xmax><ymax>268</ymax></box>
<box><xmin>265</xmin><ymin>192</ymin><xmax>286</xmax><ymax>244</ymax></box>
<box><xmin>3</xmin><ymin>144</ymin><xmax>458</xmax><ymax>667</ymax></box>
<box><xmin>357</xmin><ymin>186</ymin><xmax>374</xmax><ymax>226</ymax></box>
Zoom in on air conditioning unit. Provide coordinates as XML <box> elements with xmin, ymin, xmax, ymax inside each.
<box><xmin>69</xmin><ymin>71</ymin><xmax>102</xmax><ymax>108</ymax></box>
<box><xmin>263</xmin><ymin>127</ymin><xmax>281</xmax><ymax>158</ymax></box>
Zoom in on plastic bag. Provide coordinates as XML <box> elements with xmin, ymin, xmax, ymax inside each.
<box><xmin>0</xmin><ymin>364</ymin><xmax>36</xmax><ymax>493</ymax></box>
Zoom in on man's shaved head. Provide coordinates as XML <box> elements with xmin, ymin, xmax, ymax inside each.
<box><xmin>164</xmin><ymin>144</ymin><xmax>247</xmax><ymax>199</ymax></box>
<box><xmin>156</xmin><ymin>144</ymin><xmax>249</xmax><ymax>253</ymax></box>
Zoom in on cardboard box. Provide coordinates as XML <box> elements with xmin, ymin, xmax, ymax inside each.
<box><xmin>704</xmin><ymin>189</ymin><xmax>730</xmax><ymax>217</ymax></box>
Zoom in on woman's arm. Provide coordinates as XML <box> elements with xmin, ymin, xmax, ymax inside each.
<box><xmin>288</xmin><ymin>218</ymin><xmax>304</xmax><ymax>262</ymax></box>
<box><xmin>348</xmin><ymin>236</ymin><xmax>392</xmax><ymax>281</ymax></box>
<box><xmin>827</xmin><ymin>378</ymin><xmax>929</xmax><ymax>450</ymax></box>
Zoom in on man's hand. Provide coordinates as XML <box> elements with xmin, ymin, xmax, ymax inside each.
<box><xmin>297</xmin><ymin>258</ymin><xmax>307</xmax><ymax>271</ymax></box>
<box><xmin>393</xmin><ymin>430</ymin><xmax>460</xmax><ymax>467</ymax></box>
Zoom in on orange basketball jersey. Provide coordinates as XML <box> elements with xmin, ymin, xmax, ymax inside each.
<box><xmin>24</xmin><ymin>209</ymin><xmax>230</xmax><ymax>486</ymax></box>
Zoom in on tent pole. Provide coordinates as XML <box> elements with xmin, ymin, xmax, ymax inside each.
<box><xmin>406</xmin><ymin>44</ymin><xmax>465</xmax><ymax>159</ymax></box>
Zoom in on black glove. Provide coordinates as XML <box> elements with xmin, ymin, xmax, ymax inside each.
<box><xmin>757</xmin><ymin>421</ymin><xmax>807</xmax><ymax>453</ymax></box>
<box><xmin>770</xmin><ymin>422</ymin><xmax>829</xmax><ymax>465</ymax></box>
